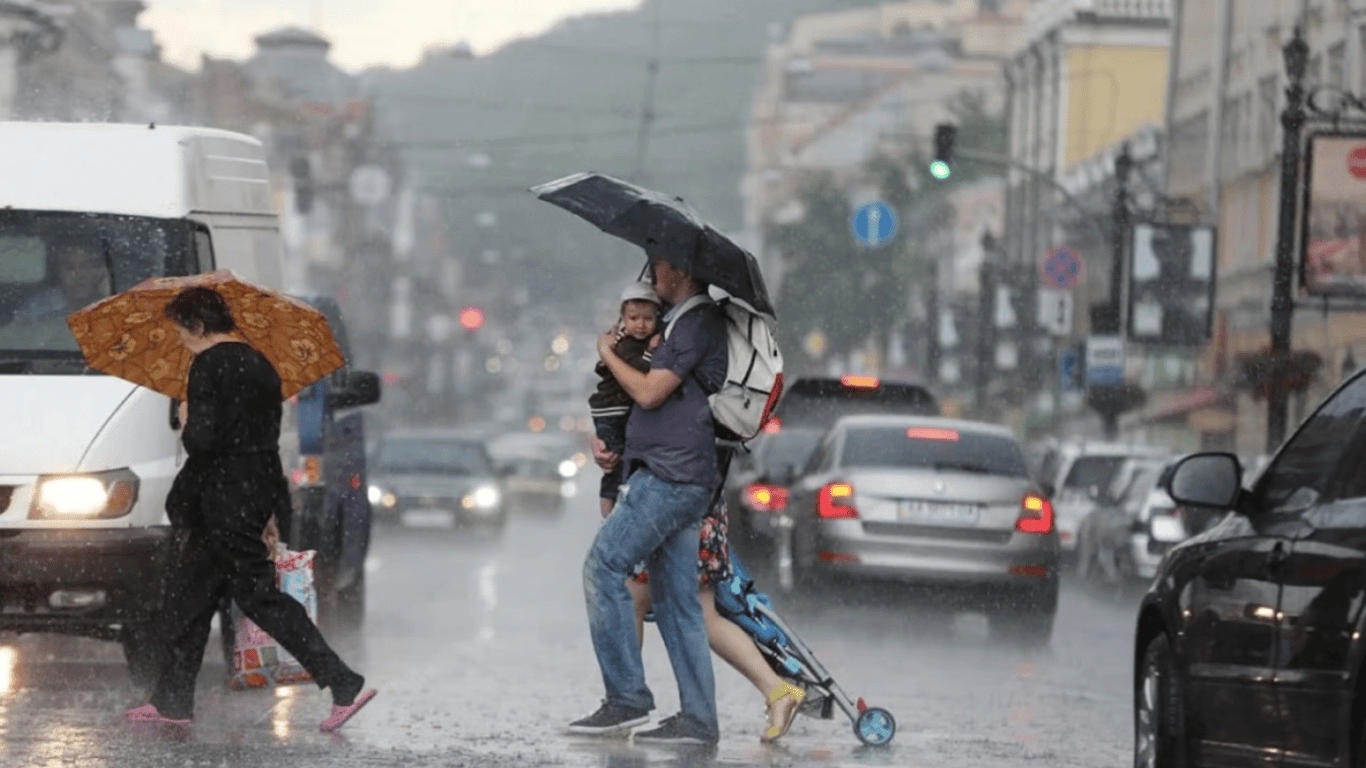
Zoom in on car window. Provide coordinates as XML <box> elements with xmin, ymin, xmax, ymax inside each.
<box><xmin>759</xmin><ymin>428</ymin><xmax>823</xmax><ymax>470</ymax></box>
<box><xmin>1259</xmin><ymin>372</ymin><xmax>1366</xmax><ymax>512</ymax></box>
<box><xmin>376</xmin><ymin>439</ymin><xmax>493</xmax><ymax>475</ymax></box>
<box><xmin>837</xmin><ymin>426</ymin><xmax>1028</xmax><ymax>477</ymax></box>
<box><xmin>1061</xmin><ymin>456</ymin><xmax>1128</xmax><ymax>494</ymax></box>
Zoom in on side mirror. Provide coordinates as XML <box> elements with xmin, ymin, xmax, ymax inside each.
<box><xmin>1167</xmin><ymin>453</ymin><xmax>1242</xmax><ymax>509</ymax></box>
<box><xmin>328</xmin><ymin>370</ymin><xmax>381</xmax><ymax>409</ymax></box>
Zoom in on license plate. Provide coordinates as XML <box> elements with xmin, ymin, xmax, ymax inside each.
<box><xmin>898</xmin><ymin>500</ymin><xmax>979</xmax><ymax>525</ymax></box>
<box><xmin>402</xmin><ymin>509</ymin><xmax>455</xmax><ymax>528</ymax></box>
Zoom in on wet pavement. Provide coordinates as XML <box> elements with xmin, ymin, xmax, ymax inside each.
<box><xmin>0</xmin><ymin>481</ymin><xmax>1138</xmax><ymax>767</ymax></box>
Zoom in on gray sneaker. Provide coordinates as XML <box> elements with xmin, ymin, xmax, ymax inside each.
<box><xmin>567</xmin><ymin>701</ymin><xmax>650</xmax><ymax>735</ymax></box>
<box><xmin>633</xmin><ymin>714</ymin><xmax>718</xmax><ymax>745</ymax></box>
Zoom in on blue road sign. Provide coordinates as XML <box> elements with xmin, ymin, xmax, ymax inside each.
<box><xmin>851</xmin><ymin>201</ymin><xmax>898</xmax><ymax>248</ymax></box>
<box><xmin>1059</xmin><ymin>347</ymin><xmax>1081</xmax><ymax>393</ymax></box>
<box><xmin>1040</xmin><ymin>246</ymin><xmax>1085</xmax><ymax>290</ymax></box>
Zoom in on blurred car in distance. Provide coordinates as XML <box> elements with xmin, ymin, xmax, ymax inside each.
<box><xmin>769</xmin><ymin>375</ymin><xmax>939</xmax><ymax>431</ymax></box>
<box><xmin>485</xmin><ymin>430</ymin><xmax>585</xmax><ymax>510</ymax></box>
<box><xmin>1074</xmin><ymin>454</ymin><xmax>1176</xmax><ymax>589</ymax></box>
<box><xmin>723</xmin><ymin>424</ymin><xmax>825</xmax><ymax>556</ymax></box>
<box><xmin>1031</xmin><ymin>439</ymin><xmax>1168</xmax><ymax>560</ymax></box>
<box><xmin>1134</xmin><ymin>366</ymin><xmax>1366</xmax><ymax>767</ymax></box>
<box><xmin>368</xmin><ymin>429</ymin><xmax>506</xmax><ymax>532</ymax></box>
<box><xmin>783</xmin><ymin>414</ymin><xmax>1059</xmax><ymax>646</ymax></box>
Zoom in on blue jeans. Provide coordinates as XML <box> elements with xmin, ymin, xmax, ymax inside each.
<box><xmin>583</xmin><ymin>468</ymin><xmax>717</xmax><ymax>736</ymax></box>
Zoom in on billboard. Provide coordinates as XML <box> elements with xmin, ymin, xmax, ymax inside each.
<box><xmin>1127</xmin><ymin>223</ymin><xmax>1216</xmax><ymax>346</ymax></box>
<box><xmin>1302</xmin><ymin>133</ymin><xmax>1366</xmax><ymax>295</ymax></box>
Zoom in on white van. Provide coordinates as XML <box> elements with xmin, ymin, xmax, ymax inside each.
<box><xmin>0</xmin><ymin>122</ymin><xmax>290</xmax><ymax>680</ymax></box>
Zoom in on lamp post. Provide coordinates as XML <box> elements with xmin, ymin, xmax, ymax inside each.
<box><xmin>976</xmin><ymin>229</ymin><xmax>997</xmax><ymax>414</ymax></box>
<box><xmin>1267</xmin><ymin>27</ymin><xmax>1309</xmax><ymax>453</ymax></box>
<box><xmin>1108</xmin><ymin>143</ymin><xmax>1133</xmax><ymax>335</ymax></box>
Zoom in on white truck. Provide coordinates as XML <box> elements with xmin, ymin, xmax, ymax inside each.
<box><xmin>0</xmin><ymin>122</ymin><xmax>293</xmax><ymax>682</ymax></box>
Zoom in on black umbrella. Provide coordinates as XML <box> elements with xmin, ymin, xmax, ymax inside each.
<box><xmin>531</xmin><ymin>172</ymin><xmax>776</xmax><ymax>316</ymax></box>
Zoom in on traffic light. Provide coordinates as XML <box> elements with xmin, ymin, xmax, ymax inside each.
<box><xmin>458</xmin><ymin>306</ymin><xmax>485</xmax><ymax>332</ymax></box>
<box><xmin>930</xmin><ymin>123</ymin><xmax>956</xmax><ymax>180</ymax></box>
<box><xmin>290</xmin><ymin>157</ymin><xmax>313</xmax><ymax>213</ymax></box>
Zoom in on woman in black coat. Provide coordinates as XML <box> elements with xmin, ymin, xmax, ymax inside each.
<box><xmin>124</xmin><ymin>286</ymin><xmax>376</xmax><ymax>731</ymax></box>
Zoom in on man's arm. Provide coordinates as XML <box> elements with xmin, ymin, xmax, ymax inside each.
<box><xmin>598</xmin><ymin>330</ymin><xmax>681</xmax><ymax>409</ymax></box>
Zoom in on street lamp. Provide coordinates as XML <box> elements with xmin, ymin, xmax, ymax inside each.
<box><xmin>1266</xmin><ymin>27</ymin><xmax>1309</xmax><ymax>452</ymax></box>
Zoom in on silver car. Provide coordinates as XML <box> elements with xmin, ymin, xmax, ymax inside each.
<box><xmin>367</xmin><ymin>430</ymin><xmax>506</xmax><ymax>531</ymax></box>
<box><xmin>785</xmin><ymin>414</ymin><xmax>1060</xmax><ymax>643</ymax></box>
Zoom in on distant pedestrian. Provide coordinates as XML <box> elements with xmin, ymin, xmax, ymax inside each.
<box><xmin>124</xmin><ymin>286</ymin><xmax>376</xmax><ymax>731</ymax></box>
<box><xmin>570</xmin><ymin>253</ymin><xmax>726</xmax><ymax>745</ymax></box>
<box><xmin>587</xmin><ymin>281</ymin><xmax>662</xmax><ymax>517</ymax></box>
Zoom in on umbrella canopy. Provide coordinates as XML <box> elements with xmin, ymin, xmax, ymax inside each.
<box><xmin>66</xmin><ymin>271</ymin><xmax>346</xmax><ymax>401</ymax></box>
<box><xmin>531</xmin><ymin>172</ymin><xmax>776</xmax><ymax>316</ymax></box>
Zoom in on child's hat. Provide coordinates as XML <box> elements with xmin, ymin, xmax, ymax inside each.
<box><xmin>619</xmin><ymin>281</ymin><xmax>662</xmax><ymax>306</ymax></box>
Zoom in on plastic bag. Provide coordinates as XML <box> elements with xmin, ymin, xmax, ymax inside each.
<box><xmin>228</xmin><ymin>546</ymin><xmax>318</xmax><ymax>689</ymax></box>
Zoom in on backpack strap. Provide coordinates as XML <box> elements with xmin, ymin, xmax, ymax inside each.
<box><xmin>662</xmin><ymin>292</ymin><xmax>713</xmax><ymax>341</ymax></box>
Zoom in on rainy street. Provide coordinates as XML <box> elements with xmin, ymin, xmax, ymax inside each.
<box><xmin>0</xmin><ymin>486</ymin><xmax>1137</xmax><ymax>768</ymax></box>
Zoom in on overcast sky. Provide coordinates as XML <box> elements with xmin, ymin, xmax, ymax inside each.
<box><xmin>141</xmin><ymin>0</ymin><xmax>641</xmax><ymax>72</ymax></box>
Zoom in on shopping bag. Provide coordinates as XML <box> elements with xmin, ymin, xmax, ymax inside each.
<box><xmin>229</xmin><ymin>547</ymin><xmax>318</xmax><ymax>689</ymax></box>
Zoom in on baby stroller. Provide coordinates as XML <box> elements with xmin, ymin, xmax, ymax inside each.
<box><xmin>713</xmin><ymin>552</ymin><xmax>896</xmax><ymax>746</ymax></box>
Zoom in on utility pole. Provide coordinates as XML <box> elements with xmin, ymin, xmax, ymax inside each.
<box><xmin>632</xmin><ymin>0</ymin><xmax>663</xmax><ymax>181</ymax></box>
<box><xmin>1267</xmin><ymin>27</ymin><xmax>1309</xmax><ymax>453</ymax></box>
<box><xmin>1108</xmin><ymin>143</ymin><xmax>1132</xmax><ymax>336</ymax></box>
<box><xmin>976</xmin><ymin>230</ymin><xmax>997</xmax><ymax>414</ymax></box>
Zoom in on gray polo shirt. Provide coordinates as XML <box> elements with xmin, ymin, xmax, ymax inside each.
<box><xmin>622</xmin><ymin>295</ymin><xmax>726</xmax><ymax>488</ymax></box>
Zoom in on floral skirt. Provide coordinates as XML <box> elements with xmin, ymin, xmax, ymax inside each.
<box><xmin>630</xmin><ymin>496</ymin><xmax>731</xmax><ymax>587</ymax></box>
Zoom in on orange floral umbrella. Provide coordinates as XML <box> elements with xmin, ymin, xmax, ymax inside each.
<box><xmin>65</xmin><ymin>270</ymin><xmax>346</xmax><ymax>401</ymax></box>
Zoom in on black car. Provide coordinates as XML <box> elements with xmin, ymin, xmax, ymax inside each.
<box><xmin>1136</xmin><ymin>368</ymin><xmax>1366</xmax><ymax>767</ymax></box>
<box><xmin>770</xmin><ymin>375</ymin><xmax>939</xmax><ymax>429</ymax></box>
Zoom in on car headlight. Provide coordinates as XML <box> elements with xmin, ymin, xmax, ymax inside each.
<box><xmin>367</xmin><ymin>484</ymin><xmax>384</xmax><ymax>505</ymax></box>
<box><xmin>463</xmin><ymin>484</ymin><xmax>501</xmax><ymax>512</ymax></box>
<box><xmin>31</xmin><ymin>469</ymin><xmax>139</xmax><ymax>520</ymax></box>
<box><xmin>558</xmin><ymin>459</ymin><xmax>577</xmax><ymax>479</ymax></box>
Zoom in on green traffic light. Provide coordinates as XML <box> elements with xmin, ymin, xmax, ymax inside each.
<box><xmin>929</xmin><ymin>160</ymin><xmax>951</xmax><ymax>180</ymax></box>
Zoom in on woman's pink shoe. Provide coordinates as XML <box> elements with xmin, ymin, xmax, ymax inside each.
<box><xmin>125</xmin><ymin>703</ymin><xmax>192</xmax><ymax>725</ymax></box>
<box><xmin>320</xmin><ymin>689</ymin><xmax>377</xmax><ymax>732</ymax></box>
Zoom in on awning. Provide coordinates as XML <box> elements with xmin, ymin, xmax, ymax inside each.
<box><xmin>1142</xmin><ymin>388</ymin><xmax>1222</xmax><ymax>423</ymax></box>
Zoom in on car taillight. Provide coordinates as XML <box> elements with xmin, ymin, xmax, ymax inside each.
<box><xmin>744</xmin><ymin>483</ymin><xmax>789</xmax><ymax>513</ymax></box>
<box><xmin>1016</xmin><ymin>492</ymin><xmax>1053</xmax><ymax>534</ymax></box>
<box><xmin>841</xmin><ymin>374</ymin><xmax>880</xmax><ymax>388</ymax></box>
<box><xmin>818</xmin><ymin>481</ymin><xmax>858</xmax><ymax>519</ymax></box>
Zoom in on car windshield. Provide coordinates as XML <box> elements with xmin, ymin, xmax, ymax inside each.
<box><xmin>376</xmin><ymin>439</ymin><xmax>492</xmax><ymax>475</ymax></box>
<box><xmin>0</xmin><ymin>211</ymin><xmax>194</xmax><ymax>364</ymax></box>
<box><xmin>838</xmin><ymin>426</ymin><xmax>1028</xmax><ymax>477</ymax></box>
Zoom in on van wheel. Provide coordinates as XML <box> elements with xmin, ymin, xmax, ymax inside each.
<box><xmin>121</xmin><ymin>621</ymin><xmax>161</xmax><ymax>688</ymax></box>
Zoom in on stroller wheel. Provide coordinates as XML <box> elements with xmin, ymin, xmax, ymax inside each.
<box><xmin>854</xmin><ymin>707</ymin><xmax>895</xmax><ymax>746</ymax></box>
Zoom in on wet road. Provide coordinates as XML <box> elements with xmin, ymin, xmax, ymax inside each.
<box><xmin>0</xmin><ymin>482</ymin><xmax>1138</xmax><ymax>767</ymax></box>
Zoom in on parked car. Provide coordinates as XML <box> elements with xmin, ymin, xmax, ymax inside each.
<box><xmin>1134</xmin><ymin>366</ymin><xmax>1366</xmax><ymax>767</ymax></box>
<box><xmin>1031</xmin><ymin>439</ymin><xmax>1168</xmax><ymax>561</ymax></box>
<box><xmin>368</xmin><ymin>430</ymin><xmax>506</xmax><ymax>532</ymax></box>
<box><xmin>783</xmin><ymin>414</ymin><xmax>1059</xmax><ymax>645</ymax></box>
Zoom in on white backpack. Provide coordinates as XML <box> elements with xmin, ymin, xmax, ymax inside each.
<box><xmin>664</xmin><ymin>291</ymin><xmax>784</xmax><ymax>442</ymax></box>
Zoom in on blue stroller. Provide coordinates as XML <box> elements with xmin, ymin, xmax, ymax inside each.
<box><xmin>713</xmin><ymin>552</ymin><xmax>897</xmax><ymax>746</ymax></box>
